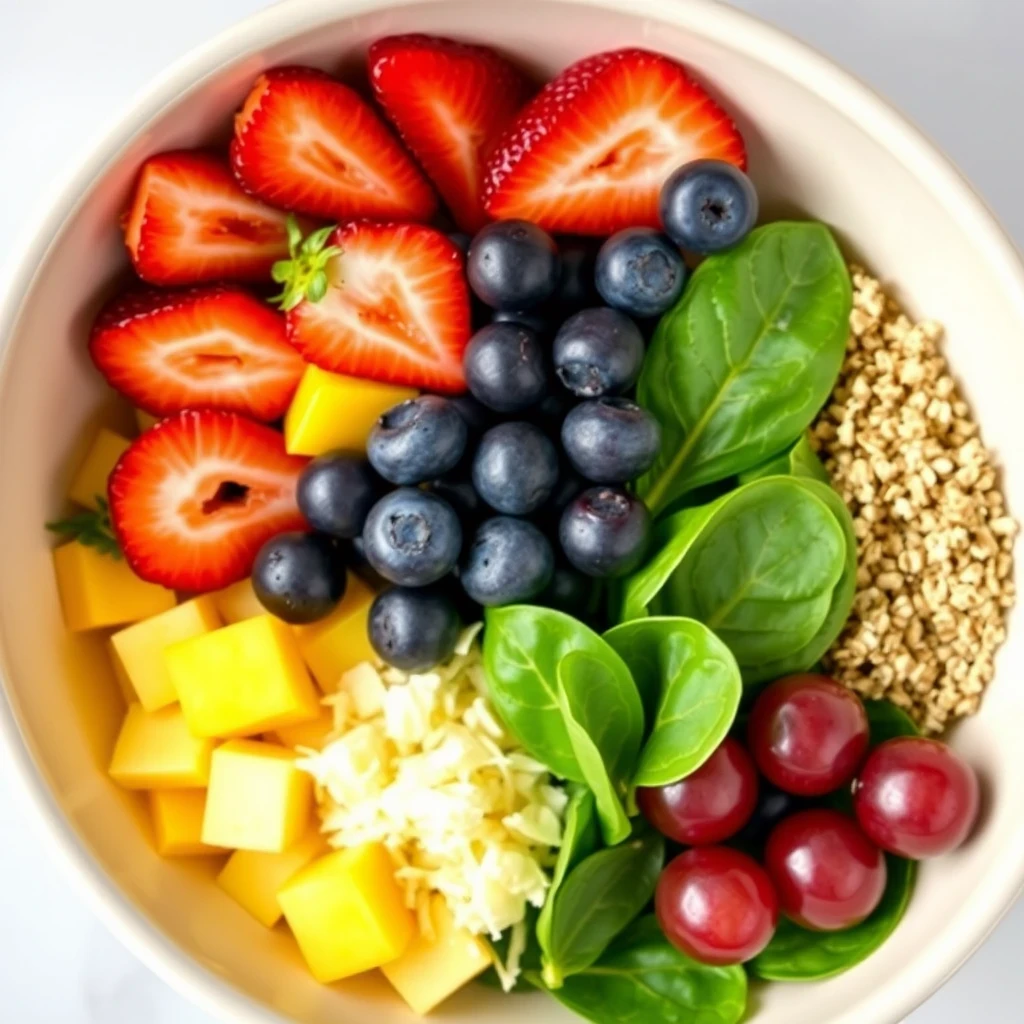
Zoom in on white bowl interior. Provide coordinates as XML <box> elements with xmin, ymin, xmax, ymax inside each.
<box><xmin>1</xmin><ymin>1</ymin><xmax>1022</xmax><ymax>1023</ymax></box>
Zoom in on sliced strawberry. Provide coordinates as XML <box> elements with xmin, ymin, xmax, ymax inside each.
<box><xmin>369</xmin><ymin>35</ymin><xmax>528</xmax><ymax>233</ymax></box>
<box><xmin>89</xmin><ymin>285</ymin><xmax>305</xmax><ymax>422</ymax></box>
<box><xmin>231</xmin><ymin>66</ymin><xmax>437</xmax><ymax>223</ymax></box>
<box><xmin>285</xmin><ymin>221</ymin><xmax>470</xmax><ymax>393</ymax></box>
<box><xmin>482</xmin><ymin>48</ymin><xmax>746</xmax><ymax>236</ymax></box>
<box><xmin>109</xmin><ymin>411</ymin><xmax>308</xmax><ymax>591</ymax></box>
<box><xmin>124</xmin><ymin>150</ymin><xmax>294</xmax><ymax>285</ymax></box>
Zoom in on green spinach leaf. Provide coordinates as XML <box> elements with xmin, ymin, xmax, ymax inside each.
<box><xmin>638</xmin><ymin>221</ymin><xmax>851</xmax><ymax>512</ymax></box>
<box><xmin>738</xmin><ymin>432</ymin><xmax>830</xmax><ymax>485</ymax></box>
<box><xmin>478</xmin><ymin>906</ymin><xmax>542</xmax><ymax>991</ymax></box>
<box><xmin>620</xmin><ymin>477</ymin><xmax>848</xmax><ymax>684</ymax></box>
<box><xmin>482</xmin><ymin>606</ymin><xmax>638</xmax><ymax>781</ymax></box>
<box><xmin>864</xmin><ymin>698</ymin><xmax>920</xmax><ymax>744</ymax></box>
<box><xmin>750</xmin><ymin>855</ymin><xmax>916</xmax><ymax>981</ymax></box>
<box><xmin>533</xmin><ymin>915</ymin><xmax>747</xmax><ymax>1024</ymax></box>
<box><xmin>604</xmin><ymin>618</ymin><xmax>742</xmax><ymax>787</ymax></box>
<box><xmin>541</xmin><ymin>832</ymin><xmax>665</xmax><ymax>988</ymax></box>
<box><xmin>557</xmin><ymin>651</ymin><xmax>642</xmax><ymax>844</ymax></box>
<box><xmin>537</xmin><ymin>787</ymin><xmax>600</xmax><ymax>960</ymax></box>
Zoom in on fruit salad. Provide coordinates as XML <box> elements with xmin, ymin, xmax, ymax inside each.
<box><xmin>45</xmin><ymin>34</ymin><xmax>1009</xmax><ymax>1024</ymax></box>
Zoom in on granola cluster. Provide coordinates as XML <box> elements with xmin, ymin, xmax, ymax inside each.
<box><xmin>813</xmin><ymin>267</ymin><xmax>1017</xmax><ymax>734</ymax></box>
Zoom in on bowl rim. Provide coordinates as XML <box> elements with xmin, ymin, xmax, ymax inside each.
<box><xmin>2</xmin><ymin>0</ymin><xmax>1024</xmax><ymax>1021</ymax></box>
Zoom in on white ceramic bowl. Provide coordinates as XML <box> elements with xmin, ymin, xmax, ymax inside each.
<box><xmin>1</xmin><ymin>1</ymin><xmax>1022</xmax><ymax>1022</ymax></box>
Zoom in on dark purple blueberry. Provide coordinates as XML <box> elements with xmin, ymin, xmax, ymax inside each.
<box><xmin>595</xmin><ymin>227</ymin><xmax>687</xmax><ymax>318</ymax></box>
<box><xmin>540</xmin><ymin>564</ymin><xmax>600</xmax><ymax>619</ymax></box>
<box><xmin>472</xmin><ymin>422</ymin><xmax>559</xmax><ymax>515</ymax></box>
<box><xmin>368</xmin><ymin>586</ymin><xmax>462</xmax><ymax>671</ymax></box>
<box><xmin>463</xmin><ymin>322</ymin><xmax>549</xmax><ymax>413</ymax></box>
<box><xmin>367</xmin><ymin>396</ymin><xmax>468</xmax><ymax>485</ymax></box>
<box><xmin>535</xmin><ymin>391</ymin><xmax>574</xmax><ymax>436</ymax></box>
<box><xmin>732</xmin><ymin>785</ymin><xmax>811</xmax><ymax>852</ymax></box>
<box><xmin>553</xmin><ymin>236</ymin><xmax>600</xmax><ymax>312</ymax></box>
<box><xmin>561</xmin><ymin>398</ymin><xmax>662</xmax><ymax>483</ymax></box>
<box><xmin>449</xmin><ymin>394</ymin><xmax>494</xmax><ymax>434</ymax></box>
<box><xmin>553</xmin><ymin>308</ymin><xmax>645</xmax><ymax>398</ymax></box>
<box><xmin>559</xmin><ymin>487</ymin><xmax>651</xmax><ymax>578</ymax></box>
<box><xmin>467</xmin><ymin>220</ymin><xmax>561</xmax><ymax>311</ymax></box>
<box><xmin>296</xmin><ymin>453</ymin><xmax>381</xmax><ymax>539</ymax></box>
<box><xmin>362</xmin><ymin>488</ymin><xmax>462</xmax><ymax>587</ymax></box>
<box><xmin>492</xmin><ymin>308</ymin><xmax>552</xmax><ymax>335</ymax></box>
<box><xmin>448</xmin><ymin>231</ymin><xmax>471</xmax><ymax>255</ymax></box>
<box><xmin>461</xmin><ymin>517</ymin><xmax>555</xmax><ymax>607</ymax></box>
<box><xmin>252</xmin><ymin>532</ymin><xmax>347</xmax><ymax>624</ymax></box>
<box><xmin>660</xmin><ymin>159</ymin><xmax>759</xmax><ymax>254</ymax></box>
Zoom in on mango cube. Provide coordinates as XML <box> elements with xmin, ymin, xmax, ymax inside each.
<box><xmin>217</xmin><ymin>828</ymin><xmax>328</xmax><ymax>927</ymax></box>
<box><xmin>202</xmin><ymin>740</ymin><xmax>313</xmax><ymax>852</ymax></box>
<box><xmin>111</xmin><ymin>596</ymin><xmax>222</xmax><ymax>711</ymax></box>
<box><xmin>271</xmin><ymin>705</ymin><xmax>336</xmax><ymax>750</ymax></box>
<box><xmin>150</xmin><ymin>789</ymin><xmax>223</xmax><ymax>857</ymax></box>
<box><xmin>108</xmin><ymin>704</ymin><xmax>214</xmax><ymax>789</ymax></box>
<box><xmin>135</xmin><ymin>409</ymin><xmax>160</xmax><ymax>432</ymax></box>
<box><xmin>382</xmin><ymin>896</ymin><xmax>491</xmax><ymax>1015</ymax></box>
<box><xmin>108</xmin><ymin>640</ymin><xmax>136</xmax><ymax>705</ymax></box>
<box><xmin>292</xmin><ymin>574</ymin><xmax>377</xmax><ymax>689</ymax></box>
<box><xmin>68</xmin><ymin>428</ymin><xmax>131</xmax><ymax>510</ymax></box>
<box><xmin>278</xmin><ymin>844</ymin><xmax>414</xmax><ymax>983</ymax></box>
<box><xmin>165</xmin><ymin>615</ymin><xmax>320</xmax><ymax>738</ymax></box>
<box><xmin>53</xmin><ymin>541</ymin><xmax>176</xmax><ymax>632</ymax></box>
<box><xmin>284</xmin><ymin>365</ymin><xmax>417</xmax><ymax>456</ymax></box>
<box><xmin>212</xmin><ymin>577</ymin><xmax>266</xmax><ymax>624</ymax></box>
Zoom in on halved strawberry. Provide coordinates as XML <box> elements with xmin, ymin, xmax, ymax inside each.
<box><xmin>89</xmin><ymin>285</ymin><xmax>305</xmax><ymax>422</ymax></box>
<box><xmin>482</xmin><ymin>49</ymin><xmax>746</xmax><ymax>236</ymax></box>
<box><xmin>369</xmin><ymin>35</ymin><xmax>528</xmax><ymax>233</ymax></box>
<box><xmin>109</xmin><ymin>411</ymin><xmax>308</xmax><ymax>591</ymax></box>
<box><xmin>231</xmin><ymin>66</ymin><xmax>437</xmax><ymax>223</ymax></box>
<box><xmin>124</xmin><ymin>150</ymin><xmax>294</xmax><ymax>285</ymax></box>
<box><xmin>283</xmin><ymin>221</ymin><xmax>470</xmax><ymax>393</ymax></box>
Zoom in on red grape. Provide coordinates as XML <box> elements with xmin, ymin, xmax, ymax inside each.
<box><xmin>765</xmin><ymin>808</ymin><xmax>886</xmax><ymax>931</ymax></box>
<box><xmin>637</xmin><ymin>738</ymin><xmax>759</xmax><ymax>845</ymax></box>
<box><xmin>853</xmin><ymin>737</ymin><xmax>979</xmax><ymax>858</ymax></box>
<box><xmin>748</xmin><ymin>674</ymin><xmax>869</xmax><ymax>796</ymax></box>
<box><xmin>655</xmin><ymin>847</ymin><xmax>778</xmax><ymax>965</ymax></box>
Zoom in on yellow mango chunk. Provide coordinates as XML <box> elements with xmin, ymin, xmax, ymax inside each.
<box><xmin>109</xmin><ymin>704</ymin><xmax>215</xmax><ymax>790</ymax></box>
<box><xmin>217</xmin><ymin>828</ymin><xmax>328</xmax><ymax>927</ymax></box>
<box><xmin>166</xmin><ymin>615</ymin><xmax>320</xmax><ymax>738</ymax></box>
<box><xmin>284</xmin><ymin>365</ymin><xmax>417</xmax><ymax>457</ymax></box>
<box><xmin>202</xmin><ymin>740</ymin><xmax>313</xmax><ymax>852</ymax></box>
<box><xmin>382</xmin><ymin>896</ymin><xmax>491</xmax><ymax>1015</ymax></box>
<box><xmin>111</xmin><ymin>596</ymin><xmax>222</xmax><ymax>712</ymax></box>
<box><xmin>278</xmin><ymin>844</ymin><xmax>414</xmax><ymax>983</ymax></box>
<box><xmin>212</xmin><ymin>577</ymin><xmax>266</xmax><ymax>624</ymax></box>
<box><xmin>53</xmin><ymin>541</ymin><xmax>176</xmax><ymax>633</ymax></box>
<box><xmin>271</xmin><ymin>705</ymin><xmax>336</xmax><ymax>750</ymax></box>
<box><xmin>108</xmin><ymin>640</ymin><xmax>136</xmax><ymax>705</ymax></box>
<box><xmin>135</xmin><ymin>409</ymin><xmax>160</xmax><ymax>433</ymax></box>
<box><xmin>292</xmin><ymin>574</ymin><xmax>377</xmax><ymax>690</ymax></box>
<box><xmin>68</xmin><ymin>428</ymin><xmax>131</xmax><ymax>510</ymax></box>
<box><xmin>150</xmin><ymin>789</ymin><xmax>223</xmax><ymax>857</ymax></box>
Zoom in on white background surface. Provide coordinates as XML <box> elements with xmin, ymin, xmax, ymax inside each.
<box><xmin>0</xmin><ymin>0</ymin><xmax>1021</xmax><ymax>1021</ymax></box>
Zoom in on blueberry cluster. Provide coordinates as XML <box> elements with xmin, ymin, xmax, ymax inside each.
<box><xmin>254</xmin><ymin>161</ymin><xmax>760</xmax><ymax>670</ymax></box>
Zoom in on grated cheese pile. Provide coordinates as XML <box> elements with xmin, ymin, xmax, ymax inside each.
<box><xmin>296</xmin><ymin>626</ymin><xmax>565</xmax><ymax>984</ymax></box>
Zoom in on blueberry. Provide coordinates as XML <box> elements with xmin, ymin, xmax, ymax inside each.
<box><xmin>367</xmin><ymin>396</ymin><xmax>468</xmax><ymax>486</ymax></box>
<box><xmin>252</xmin><ymin>532</ymin><xmax>347</xmax><ymax>624</ymax></box>
<box><xmin>553</xmin><ymin>237</ymin><xmax>600</xmax><ymax>312</ymax></box>
<box><xmin>362</xmin><ymin>488</ymin><xmax>462</xmax><ymax>587</ymax></box>
<box><xmin>472</xmin><ymin>422</ymin><xmax>559</xmax><ymax>515</ymax></box>
<box><xmin>561</xmin><ymin>398</ymin><xmax>662</xmax><ymax>483</ymax></box>
<box><xmin>553</xmin><ymin>308</ymin><xmax>645</xmax><ymax>398</ymax></box>
<box><xmin>732</xmin><ymin>785</ymin><xmax>810</xmax><ymax>852</ymax></box>
<box><xmin>449</xmin><ymin>394</ymin><xmax>494</xmax><ymax>434</ymax></box>
<box><xmin>426</xmin><ymin>472</ymin><xmax>484</xmax><ymax>523</ymax></box>
<box><xmin>467</xmin><ymin>220</ymin><xmax>561</xmax><ymax>311</ymax></box>
<box><xmin>559</xmin><ymin>487</ymin><xmax>651</xmax><ymax>578</ymax></box>
<box><xmin>448</xmin><ymin>231</ymin><xmax>471</xmax><ymax>255</ymax></box>
<box><xmin>540</xmin><ymin>564</ymin><xmax>600</xmax><ymax>619</ymax></box>
<box><xmin>492</xmin><ymin>308</ymin><xmax>551</xmax><ymax>336</ymax></box>
<box><xmin>595</xmin><ymin>228</ymin><xmax>687</xmax><ymax>318</ymax></box>
<box><xmin>461</xmin><ymin>517</ymin><xmax>555</xmax><ymax>606</ymax></box>
<box><xmin>660</xmin><ymin>159</ymin><xmax>759</xmax><ymax>254</ymax></box>
<box><xmin>297</xmin><ymin>453</ymin><xmax>381</xmax><ymax>539</ymax></box>
<box><xmin>464</xmin><ymin>322</ymin><xmax>549</xmax><ymax>413</ymax></box>
<box><xmin>543</xmin><ymin>467</ymin><xmax>586</xmax><ymax>520</ymax></box>
<box><xmin>534</xmin><ymin>391</ymin><xmax>574</xmax><ymax>437</ymax></box>
<box><xmin>368</xmin><ymin>586</ymin><xmax>462</xmax><ymax>671</ymax></box>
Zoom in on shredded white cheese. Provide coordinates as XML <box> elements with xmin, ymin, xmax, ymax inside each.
<box><xmin>296</xmin><ymin>626</ymin><xmax>564</xmax><ymax>988</ymax></box>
